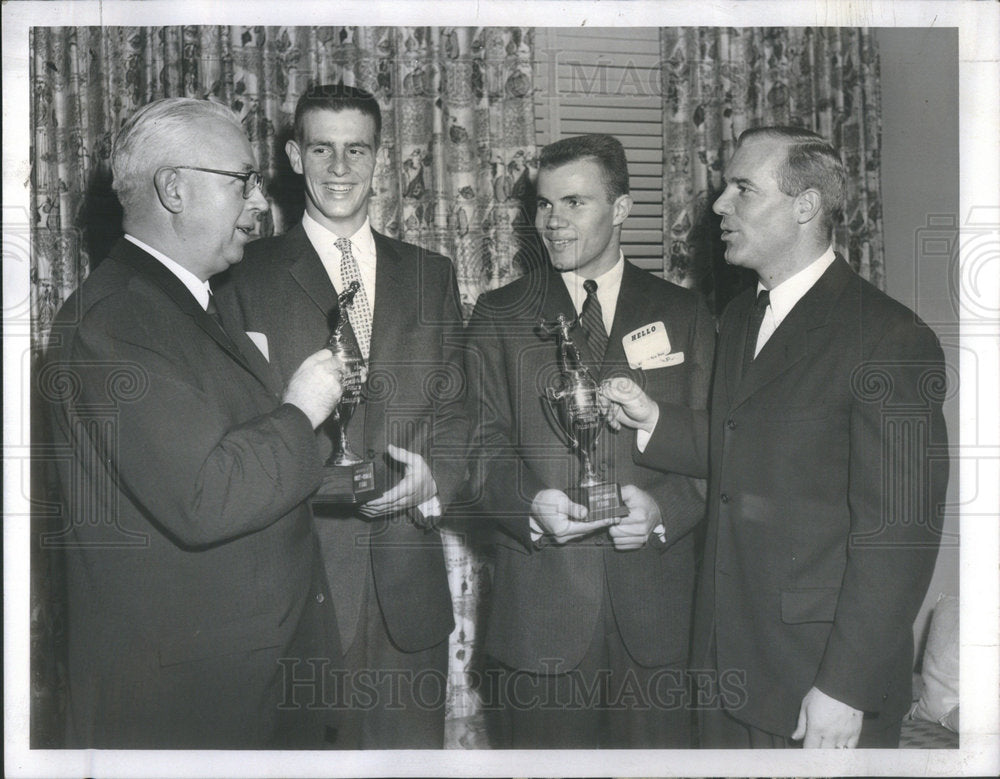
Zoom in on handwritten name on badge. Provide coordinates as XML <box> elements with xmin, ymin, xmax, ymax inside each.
<box><xmin>623</xmin><ymin>321</ymin><xmax>684</xmax><ymax>370</ymax></box>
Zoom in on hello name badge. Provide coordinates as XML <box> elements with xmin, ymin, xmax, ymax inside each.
<box><xmin>622</xmin><ymin>321</ymin><xmax>684</xmax><ymax>370</ymax></box>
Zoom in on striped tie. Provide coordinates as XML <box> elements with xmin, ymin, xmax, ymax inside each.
<box><xmin>335</xmin><ymin>237</ymin><xmax>373</xmax><ymax>360</ymax></box>
<box><xmin>581</xmin><ymin>279</ymin><xmax>608</xmax><ymax>362</ymax></box>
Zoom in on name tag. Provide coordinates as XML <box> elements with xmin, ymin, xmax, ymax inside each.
<box><xmin>623</xmin><ymin>321</ymin><xmax>677</xmax><ymax>369</ymax></box>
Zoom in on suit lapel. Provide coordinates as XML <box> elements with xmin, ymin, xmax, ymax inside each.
<box><xmin>728</xmin><ymin>257</ymin><xmax>854</xmax><ymax>412</ymax></box>
<box><xmin>603</xmin><ymin>261</ymin><xmax>660</xmax><ymax>378</ymax></box>
<box><xmin>722</xmin><ymin>289</ymin><xmax>755</xmax><ymax>406</ymax></box>
<box><xmin>114</xmin><ymin>240</ymin><xmax>273</xmax><ymax>389</ymax></box>
<box><xmin>369</xmin><ymin>232</ymin><xmax>408</xmax><ymax>366</ymax></box>
<box><xmin>531</xmin><ymin>265</ymin><xmax>588</xmax><ymax>442</ymax></box>
<box><xmin>358</xmin><ymin>232</ymin><xmax>412</xmax><ymax>457</ymax></box>
<box><xmin>536</xmin><ymin>263</ymin><xmax>604</xmax><ymax>368</ymax></box>
<box><xmin>283</xmin><ymin>224</ymin><xmax>340</xmax><ymax>322</ymax></box>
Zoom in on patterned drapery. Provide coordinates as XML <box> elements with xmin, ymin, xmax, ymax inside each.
<box><xmin>29</xmin><ymin>25</ymin><xmax>535</xmax><ymax>744</ymax></box>
<box><xmin>659</xmin><ymin>27</ymin><xmax>885</xmax><ymax>310</ymax></box>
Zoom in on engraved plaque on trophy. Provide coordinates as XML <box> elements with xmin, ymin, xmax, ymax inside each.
<box><xmin>540</xmin><ymin>314</ymin><xmax>628</xmax><ymax>522</ymax></box>
<box><xmin>313</xmin><ymin>281</ymin><xmax>378</xmax><ymax>508</ymax></box>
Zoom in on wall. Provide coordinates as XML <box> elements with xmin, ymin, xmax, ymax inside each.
<box><xmin>874</xmin><ymin>28</ymin><xmax>961</xmax><ymax>654</ymax></box>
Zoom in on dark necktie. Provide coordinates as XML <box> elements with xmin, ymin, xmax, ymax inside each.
<box><xmin>742</xmin><ymin>288</ymin><xmax>770</xmax><ymax>377</ymax></box>
<box><xmin>205</xmin><ymin>290</ymin><xmax>246</xmax><ymax>361</ymax></box>
<box><xmin>206</xmin><ymin>291</ymin><xmax>225</xmax><ymax>330</ymax></box>
<box><xmin>581</xmin><ymin>279</ymin><xmax>608</xmax><ymax>363</ymax></box>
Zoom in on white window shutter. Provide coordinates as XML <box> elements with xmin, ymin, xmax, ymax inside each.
<box><xmin>534</xmin><ymin>28</ymin><xmax>665</xmax><ymax>275</ymax></box>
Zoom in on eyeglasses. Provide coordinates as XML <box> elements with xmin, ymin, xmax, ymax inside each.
<box><xmin>171</xmin><ymin>166</ymin><xmax>265</xmax><ymax>199</ymax></box>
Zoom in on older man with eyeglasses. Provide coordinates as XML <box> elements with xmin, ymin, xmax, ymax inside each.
<box><xmin>44</xmin><ymin>97</ymin><xmax>347</xmax><ymax>748</ymax></box>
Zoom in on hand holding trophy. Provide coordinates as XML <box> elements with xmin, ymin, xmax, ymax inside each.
<box><xmin>539</xmin><ymin>314</ymin><xmax>628</xmax><ymax>522</ymax></box>
<box><xmin>313</xmin><ymin>281</ymin><xmax>378</xmax><ymax>509</ymax></box>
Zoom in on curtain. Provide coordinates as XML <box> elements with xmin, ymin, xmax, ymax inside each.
<box><xmin>29</xmin><ymin>25</ymin><xmax>535</xmax><ymax>743</ymax></box>
<box><xmin>659</xmin><ymin>27</ymin><xmax>884</xmax><ymax>311</ymax></box>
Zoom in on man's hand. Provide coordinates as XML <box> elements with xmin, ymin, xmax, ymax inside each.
<box><xmin>530</xmin><ymin>488</ymin><xmax>615</xmax><ymax>544</ymax></box>
<box><xmin>791</xmin><ymin>686</ymin><xmax>863</xmax><ymax>748</ymax></box>
<box><xmin>609</xmin><ymin>484</ymin><xmax>662</xmax><ymax>551</ymax></box>
<box><xmin>282</xmin><ymin>349</ymin><xmax>344</xmax><ymax>428</ymax></box>
<box><xmin>600</xmin><ymin>376</ymin><xmax>659</xmax><ymax>433</ymax></box>
<box><xmin>358</xmin><ymin>444</ymin><xmax>436</xmax><ymax>517</ymax></box>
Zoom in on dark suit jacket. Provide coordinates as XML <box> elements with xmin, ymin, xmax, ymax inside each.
<box><xmin>45</xmin><ymin>239</ymin><xmax>340</xmax><ymax>748</ymax></box>
<box><xmin>215</xmin><ymin>224</ymin><xmax>464</xmax><ymax>653</ymax></box>
<box><xmin>465</xmin><ymin>260</ymin><xmax>716</xmax><ymax>671</ymax></box>
<box><xmin>638</xmin><ymin>257</ymin><xmax>949</xmax><ymax>736</ymax></box>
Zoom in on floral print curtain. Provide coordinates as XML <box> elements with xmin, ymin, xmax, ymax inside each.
<box><xmin>29</xmin><ymin>24</ymin><xmax>535</xmax><ymax>744</ymax></box>
<box><xmin>660</xmin><ymin>28</ymin><xmax>885</xmax><ymax>311</ymax></box>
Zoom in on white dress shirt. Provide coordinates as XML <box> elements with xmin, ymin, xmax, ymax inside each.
<box><xmin>559</xmin><ymin>251</ymin><xmax>625</xmax><ymax>331</ymax></box>
<box><xmin>638</xmin><ymin>245</ymin><xmax>837</xmax><ymax>454</ymax></box>
<box><xmin>301</xmin><ymin>211</ymin><xmax>378</xmax><ymax>318</ymax></box>
<box><xmin>752</xmin><ymin>245</ymin><xmax>836</xmax><ymax>357</ymax></box>
<box><xmin>124</xmin><ymin>234</ymin><xmax>212</xmax><ymax>310</ymax></box>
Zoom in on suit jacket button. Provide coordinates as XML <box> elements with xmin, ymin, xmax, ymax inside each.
<box><xmin>315</xmin><ymin>592</ymin><xmax>325</xmax><ymax>604</ymax></box>
<box><xmin>727</xmin><ymin>418</ymin><xmax>737</xmax><ymax>430</ymax></box>
<box><xmin>720</xmin><ymin>493</ymin><xmax>730</xmax><ymax>504</ymax></box>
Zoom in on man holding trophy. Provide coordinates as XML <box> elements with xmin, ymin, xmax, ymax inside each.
<box><xmin>465</xmin><ymin>134</ymin><xmax>716</xmax><ymax>747</ymax></box>
<box><xmin>216</xmin><ymin>85</ymin><xmax>467</xmax><ymax>748</ymax></box>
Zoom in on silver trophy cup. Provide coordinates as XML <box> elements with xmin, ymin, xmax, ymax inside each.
<box><xmin>540</xmin><ymin>314</ymin><xmax>627</xmax><ymax>522</ymax></box>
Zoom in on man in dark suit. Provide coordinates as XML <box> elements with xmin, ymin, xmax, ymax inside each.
<box><xmin>465</xmin><ymin>134</ymin><xmax>716</xmax><ymax>748</ymax></box>
<box><xmin>604</xmin><ymin>126</ymin><xmax>949</xmax><ymax>748</ymax></box>
<box><xmin>216</xmin><ymin>85</ymin><xmax>466</xmax><ymax>748</ymax></box>
<box><xmin>44</xmin><ymin>97</ymin><xmax>347</xmax><ymax>748</ymax></box>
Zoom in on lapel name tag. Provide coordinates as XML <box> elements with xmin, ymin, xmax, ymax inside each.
<box><xmin>623</xmin><ymin>321</ymin><xmax>682</xmax><ymax>370</ymax></box>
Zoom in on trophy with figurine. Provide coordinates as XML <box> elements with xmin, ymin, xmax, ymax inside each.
<box><xmin>313</xmin><ymin>281</ymin><xmax>378</xmax><ymax>508</ymax></box>
<box><xmin>539</xmin><ymin>314</ymin><xmax>628</xmax><ymax>522</ymax></box>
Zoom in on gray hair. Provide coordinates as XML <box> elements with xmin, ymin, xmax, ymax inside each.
<box><xmin>111</xmin><ymin>97</ymin><xmax>243</xmax><ymax>213</ymax></box>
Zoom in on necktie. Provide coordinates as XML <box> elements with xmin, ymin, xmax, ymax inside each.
<box><xmin>335</xmin><ymin>237</ymin><xmax>373</xmax><ymax>360</ymax></box>
<box><xmin>581</xmin><ymin>279</ymin><xmax>608</xmax><ymax>363</ymax></box>
<box><xmin>742</xmin><ymin>288</ymin><xmax>770</xmax><ymax>377</ymax></box>
<box><xmin>205</xmin><ymin>290</ymin><xmax>245</xmax><ymax>358</ymax></box>
<box><xmin>205</xmin><ymin>291</ymin><xmax>225</xmax><ymax>330</ymax></box>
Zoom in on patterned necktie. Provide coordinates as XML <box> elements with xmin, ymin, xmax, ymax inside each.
<box><xmin>581</xmin><ymin>279</ymin><xmax>608</xmax><ymax>363</ymax></box>
<box><xmin>335</xmin><ymin>237</ymin><xmax>373</xmax><ymax>360</ymax></box>
<box><xmin>742</xmin><ymin>288</ymin><xmax>770</xmax><ymax>377</ymax></box>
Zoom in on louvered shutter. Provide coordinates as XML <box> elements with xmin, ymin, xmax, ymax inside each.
<box><xmin>534</xmin><ymin>28</ymin><xmax>665</xmax><ymax>275</ymax></box>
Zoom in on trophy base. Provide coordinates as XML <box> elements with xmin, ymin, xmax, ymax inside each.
<box><xmin>312</xmin><ymin>461</ymin><xmax>378</xmax><ymax>509</ymax></box>
<box><xmin>568</xmin><ymin>482</ymin><xmax>629</xmax><ymax>522</ymax></box>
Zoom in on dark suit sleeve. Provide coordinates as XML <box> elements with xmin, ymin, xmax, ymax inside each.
<box><xmin>65</xmin><ymin>301</ymin><xmax>323</xmax><ymax>548</ymax></box>
<box><xmin>813</xmin><ymin>321</ymin><xmax>948</xmax><ymax>712</ymax></box>
<box><xmin>464</xmin><ymin>296</ymin><xmax>546</xmax><ymax>551</ymax></box>
<box><xmin>642</xmin><ymin>295</ymin><xmax>715</xmax><ymax>547</ymax></box>
<box><xmin>634</xmin><ymin>300</ymin><xmax>715</xmax><ymax>480</ymax></box>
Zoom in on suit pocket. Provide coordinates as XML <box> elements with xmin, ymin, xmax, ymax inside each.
<box><xmin>780</xmin><ymin>587</ymin><xmax>839</xmax><ymax>624</ymax></box>
<box><xmin>158</xmin><ymin>612</ymin><xmax>285</xmax><ymax>667</ymax></box>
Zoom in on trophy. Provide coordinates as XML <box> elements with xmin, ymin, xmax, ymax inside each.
<box><xmin>313</xmin><ymin>281</ymin><xmax>378</xmax><ymax>508</ymax></box>
<box><xmin>540</xmin><ymin>314</ymin><xmax>628</xmax><ymax>522</ymax></box>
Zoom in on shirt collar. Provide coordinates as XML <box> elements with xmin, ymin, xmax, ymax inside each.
<box><xmin>302</xmin><ymin>211</ymin><xmax>376</xmax><ymax>265</ymax></box>
<box><xmin>124</xmin><ymin>234</ymin><xmax>212</xmax><ymax>310</ymax></box>
<box><xmin>760</xmin><ymin>246</ymin><xmax>836</xmax><ymax>327</ymax></box>
<box><xmin>560</xmin><ymin>251</ymin><xmax>626</xmax><ymax>300</ymax></box>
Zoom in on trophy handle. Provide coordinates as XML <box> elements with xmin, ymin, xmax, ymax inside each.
<box><xmin>542</xmin><ymin>385</ymin><xmax>579</xmax><ymax>449</ymax></box>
